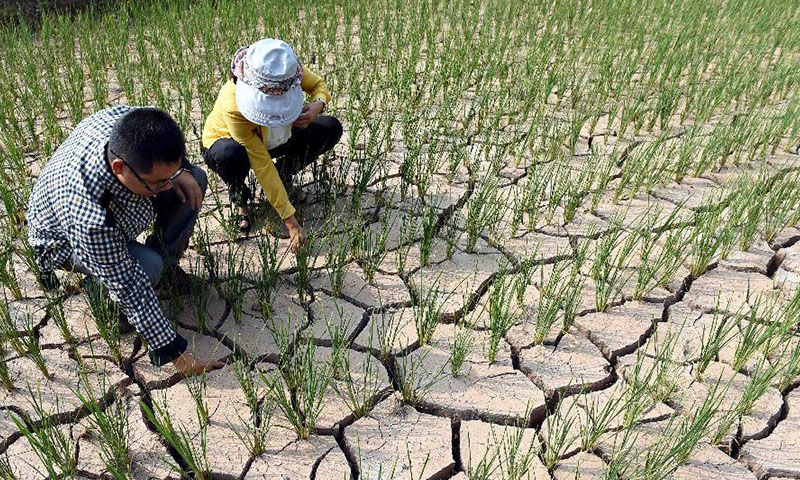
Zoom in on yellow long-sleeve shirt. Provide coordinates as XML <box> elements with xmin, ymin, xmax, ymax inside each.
<box><xmin>201</xmin><ymin>66</ymin><xmax>331</xmax><ymax>220</ymax></box>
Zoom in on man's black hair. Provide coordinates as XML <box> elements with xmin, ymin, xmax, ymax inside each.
<box><xmin>108</xmin><ymin>108</ymin><xmax>185</xmax><ymax>174</ymax></box>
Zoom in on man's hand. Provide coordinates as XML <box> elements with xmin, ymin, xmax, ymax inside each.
<box><xmin>172</xmin><ymin>171</ymin><xmax>203</xmax><ymax>211</ymax></box>
<box><xmin>284</xmin><ymin>215</ymin><xmax>307</xmax><ymax>255</ymax></box>
<box><xmin>172</xmin><ymin>351</ymin><xmax>224</xmax><ymax>377</ymax></box>
<box><xmin>292</xmin><ymin>101</ymin><xmax>324</xmax><ymax>129</ymax></box>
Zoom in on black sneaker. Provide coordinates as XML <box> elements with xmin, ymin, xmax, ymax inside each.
<box><xmin>158</xmin><ymin>266</ymin><xmax>193</xmax><ymax>296</ymax></box>
<box><xmin>119</xmin><ymin>311</ymin><xmax>135</xmax><ymax>334</ymax></box>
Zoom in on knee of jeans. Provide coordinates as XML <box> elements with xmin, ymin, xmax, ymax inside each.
<box><xmin>326</xmin><ymin>116</ymin><xmax>344</xmax><ymax>144</ymax></box>
<box><xmin>190</xmin><ymin>166</ymin><xmax>208</xmax><ymax>195</ymax></box>
<box><xmin>208</xmin><ymin>139</ymin><xmax>251</xmax><ymax>182</ymax></box>
<box><xmin>137</xmin><ymin>250</ymin><xmax>164</xmax><ymax>286</ymax></box>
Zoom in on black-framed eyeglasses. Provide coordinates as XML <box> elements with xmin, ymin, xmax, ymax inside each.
<box><xmin>109</xmin><ymin>147</ymin><xmax>188</xmax><ymax>194</ymax></box>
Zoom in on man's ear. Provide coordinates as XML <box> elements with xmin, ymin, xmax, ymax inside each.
<box><xmin>109</xmin><ymin>158</ymin><xmax>125</xmax><ymax>175</ymax></box>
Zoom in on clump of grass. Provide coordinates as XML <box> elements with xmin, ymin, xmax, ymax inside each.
<box><xmin>694</xmin><ymin>303</ymin><xmax>737</xmax><ymax>380</ymax></box>
<box><xmin>331</xmin><ymin>346</ymin><xmax>384</xmax><ymax>420</ymax></box>
<box><xmin>541</xmin><ymin>397</ymin><xmax>577</xmax><ymax>471</ymax></box>
<box><xmin>486</xmin><ymin>277</ymin><xmax>516</xmax><ymax>364</ymax></box>
<box><xmin>591</xmin><ymin>221</ymin><xmax>638</xmax><ymax>312</ymax></box>
<box><xmin>263</xmin><ymin>334</ymin><xmax>330</xmax><ymax>439</ymax></box>
<box><xmin>413</xmin><ymin>280</ymin><xmax>444</xmax><ymax>346</ymax></box>
<box><xmin>221</xmin><ymin>241</ymin><xmax>247</xmax><ymax>324</ymax></box>
<box><xmin>449</xmin><ymin>324</ymin><xmax>474</xmax><ymax>376</ymax></box>
<box><xmin>185</xmin><ymin>370</ymin><xmax>209</xmax><ymax>425</ymax></box>
<box><xmin>72</xmin><ymin>368</ymin><xmax>131</xmax><ymax>479</ymax></box>
<box><xmin>189</xmin><ymin>257</ymin><xmax>210</xmax><ymax>334</ymax></box>
<box><xmin>0</xmin><ymin>295</ymin><xmax>25</xmax><ymax>356</ymax></box>
<box><xmin>0</xmin><ymin>237</ymin><xmax>22</xmax><ymax>300</ymax></box>
<box><xmin>325</xmin><ymin>234</ymin><xmax>349</xmax><ymax>297</ymax></box>
<box><xmin>396</xmin><ymin>349</ymin><xmax>443</xmax><ymax>406</ymax></box>
<box><xmin>354</xmin><ymin>216</ymin><xmax>390</xmax><ymax>285</ymax></box>
<box><xmin>465</xmin><ymin>175</ymin><xmax>502</xmax><ymax>253</ymax></box>
<box><xmin>256</xmin><ymin>234</ymin><xmax>282</xmax><ymax>319</ymax></box>
<box><xmin>10</xmin><ymin>388</ymin><xmax>76</xmax><ymax>478</ymax></box>
<box><xmin>0</xmin><ymin>340</ymin><xmax>14</xmax><ymax>390</ymax></box>
<box><xmin>232</xmin><ymin>359</ymin><xmax>273</xmax><ymax>455</ymax></box>
<box><xmin>20</xmin><ymin>312</ymin><xmax>49</xmax><ymax>379</ymax></box>
<box><xmin>419</xmin><ymin>204</ymin><xmax>438</xmax><ymax>267</ymax></box>
<box><xmin>85</xmin><ymin>280</ymin><xmax>122</xmax><ymax>365</ymax></box>
<box><xmin>141</xmin><ymin>392</ymin><xmax>210</xmax><ymax>479</ymax></box>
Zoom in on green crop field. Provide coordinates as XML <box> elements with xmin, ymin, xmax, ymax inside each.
<box><xmin>1</xmin><ymin>0</ymin><xmax>800</xmax><ymax>478</ymax></box>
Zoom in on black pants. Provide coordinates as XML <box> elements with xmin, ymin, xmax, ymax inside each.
<box><xmin>202</xmin><ymin>115</ymin><xmax>343</xmax><ymax>207</ymax></box>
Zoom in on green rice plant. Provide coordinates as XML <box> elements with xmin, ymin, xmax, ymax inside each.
<box><xmin>232</xmin><ymin>359</ymin><xmax>273</xmax><ymax>455</ymax></box>
<box><xmin>513</xmin><ymin>256</ymin><xmax>537</xmax><ymax>307</ymax></box>
<box><xmin>85</xmin><ymin>280</ymin><xmax>122</xmax><ymax>365</ymax></box>
<box><xmin>632</xmin><ymin>208</ymin><xmax>690</xmax><ymax>301</ymax></box>
<box><xmin>687</xmin><ymin>204</ymin><xmax>727</xmax><ymax>278</ymax></box>
<box><xmin>761</xmin><ymin>171</ymin><xmax>800</xmax><ymax>243</ymax></box>
<box><xmin>0</xmin><ymin>238</ymin><xmax>22</xmax><ymax>300</ymax></box>
<box><xmin>141</xmin><ymin>392</ymin><xmax>210</xmax><ymax>479</ymax></box>
<box><xmin>325</xmin><ymin>234</ymin><xmax>349</xmax><ymax>297</ymax></box>
<box><xmin>10</xmin><ymin>388</ymin><xmax>76</xmax><ymax>478</ymax></box>
<box><xmin>72</xmin><ymin>369</ymin><xmax>131</xmax><ymax>479</ymax></box>
<box><xmin>694</xmin><ymin>306</ymin><xmax>737</xmax><ymax>380</ymax></box>
<box><xmin>0</xmin><ymin>340</ymin><xmax>13</xmax><ymax>390</ymax></box>
<box><xmin>534</xmin><ymin>258</ymin><xmax>585</xmax><ymax>343</ymax></box>
<box><xmin>737</xmin><ymin>357</ymin><xmax>781</xmax><ymax>417</ymax></box>
<box><xmin>731</xmin><ymin>295</ymin><xmax>784</xmax><ymax>372</ymax></box>
<box><xmin>419</xmin><ymin>204</ymin><xmax>438</xmax><ymax>267</ymax></box>
<box><xmin>257</xmin><ymin>235</ymin><xmax>282</xmax><ymax>319</ymax></box>
<box><xmin>355</xmin><ymin>215</ymin><xmax>390</xmax><ymax>285</ymax></box>
<box><xmin>777</xmin><ymin>337</ymin><xmax>800</xmax><ymax>391</ymax></box>
<box><xmin>541</xmin><ymin>397</ymin><xmax>578</xmax><ymax>471</ymax></box>
<box><xmin>45</xmin><ymin>290</ymin><xmax>72</xmax><ymax>345</ymax></box>
<box><xmin>263</xmin><ymin>334</ymin><xmax>330</xmax><ymax>439</ymax></box>
<box><xmin>0</xmin><ymin>295</ymin><xmax>25</xmax><ymax>356</ymax></box>
<box><xmin>579</xmin><ymin>389</ymin><xmax>626</xmax><ymax>451</ymax></box>
<box><xmin>449</xmin><ymin>323</ymin><xmax>474</xmax><ymax>377</ymax></box>
<box><xmin>465</xmin><ymin>175</ymin><xmax>502</xmax><ymax>253</ymax></box>
<box><xmin>486</xmin><ymin>277</ymin><xmax>516</xmax><ymax>364</ymax></box>
<box><xmin>591</xmin><ymin>221</ymin><xmax>638</xmax><ymax>312</ymax></box>
<box><xmin>331</xmin><ymin>347</ymin><xmax>384</xmax><ymax>420</ymax></box>
<box><xmin>496</xmin><ymin>422</ymin><xmax>540</xmax><ymax>480</ymax></box>
<box><xmin>396</xmin><ymin>349</ymin><xmax>443</xmax><ymax>406</ymax></box>
<box><xmin>185</xmin><ymin>370</ymin><xmax>209</xmax><ymax>426</ymax></box>
<box><xmin>222</xmin><ymin>241</ymin><xmax>247</xmax><ymax>324</ymax></box>
<box><xmin>0</xmin><ymin>453</ymin><xmax>15</xmax><ymax>479</ymax></box>
<box><xmin>20</xmin><ymin>312</ymin><xmax>49</xmax><ymax>379</ymax></box>
<box><xmin>413</xmin><ymin>281</ymin><xmax>444</xmax><ymax>346</ymax></box>
<box><xmin>189</xmin><ymin>257</ymin><xmax>210</xmax><ymax>334</ymax></box>
<box><xmin>295</xmin><ymin>233</ymin><xmax>318</xmax><ymax>304</ymax></box>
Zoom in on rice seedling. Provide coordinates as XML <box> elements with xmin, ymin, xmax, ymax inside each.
<box><xmin>413</xmin><ymin>280</ymin><xmax>444</xmax><ymax>346</ymax></box>
<box><xmin>694</xmin><ymin>306</ymin><xmax>737</xmax><ymax>380</ymax></box>
<box><xmin>189</xmin><ymin>258</ymin><xmax>210</xmax><ymax>334</ymax></box>
<box><xmin>0</xmin><ymin>340</ymin><xmax>13</xmax><ymax>390</ymax></box>
<box><xmin>0</xmin><ymin>237</ymin><xmax>22</xmax><ymax>300</ymax></box>
<box><xmin>295</xmin><ymin>233</ymin><xmax>317</xmax><ymax>304</ymax></box>
<box><xmin>449</xmin><ymin>323</ymin><xmax>474</xmax><ymax>377</ymax></box>
<box><xmin>256</xmin><ymin>234</ymin><xmax>282</xmax><ymax>319</ymax></box>
<box><xmin>486</xmin><ymin>277</ymin><xmax>516</xmax><ymax>364</ymax></box>
<box><xmin>141</xmin><ymin>391</ymin><xmax>210</xmax><ymax>479</ymax></box>
<box><xmin>10</xmin><ymin>388</ymin><xmax>76</xmax><ymax>477</ymax></box>
<box><xmin>84</xmin><ymin>280</ymin><xmax>122</xmax><ymax>365</ymax></box>
<box><xmin>325</xmin><ymin>233</ymin><xmax>349</xmax><ymax>297</ymax></box>
<box><xmin>20</xmin><ymin>312</ymin><xmax>49</xmax><ymax>379</ymax></box>
<box><xmin>465</xmin><ymin>175</ymin><xmax>502</xmax><ymax>253</ymax></box>
<box><xmin>591</xmin><ymin>221</ymin><xmax>638</xmax><ymax>312</ymax></box>
<box><xmin>541</xmin><ymin>397</ymin><xmax>578</xmax><ymax>471</ymax></box>
<box><xmin>331</xmin><ymin>346</ymin><xmax>384</xmax><ymax>420</ymax></box>
<box><xmin>579</xmin><ymin>389</ymin><xmax>626</xmax><ymax>451</ymax></box>
<box><xmin>232</xmin><ymin>359</ymin><xmax>274</xmax><ymax>455</ymax></box>
<box><xmin>396</xmin><ymin>348</ymin><xmax>444</xmax><ymax>406</ymax></box>
<box><xmin>0</xmin><ymin>295</ymin><xmax>25</xmax><ymax>357</ymax></box>
<box><xmin>185</xmin><ymin>370</ymin><xmax>209</xmax><ymax>426</ymax></box>
<box><xmin>419</xmin><ymin>204</ymin><xmax>438</xmax><ymax>267</ymax></box>
<box><xmin>72</xmin><ymin>368</ymin><xmax>131</xmax><ymax>479</ymax></box>
<box><xmin>263</xmin><ymin>334</ymin><xmax>330</xmax><ymax>439</ymax></box>
<box><xmin>221</xmin><ymin>241</ymin><xmax>248</xmax><ymax>324</ymax></box>
<box><xmin>45</xmin><ymin>290</ymin><xmax>73</xmax><ymax>345</ymax></box>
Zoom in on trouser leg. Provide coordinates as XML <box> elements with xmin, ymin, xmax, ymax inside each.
<box><xmin>145</xmin><ymin>164</ymin><xmax>208</xmax><ymax>267</ymax></box>
<box><xmin>67</xmin><ymin>241</ymin><xmax>164</xmax><ymax>287</ymax></box>
<box><xmin>202</xmin><ymin>138</ymin><xmax>252</xmax><ymax>208</ymax></box>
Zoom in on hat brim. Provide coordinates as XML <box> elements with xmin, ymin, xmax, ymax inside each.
<box><xmin>235</xmin><ymin>81</ymin><xmax>303</xmax><ymax>127</ymax></box>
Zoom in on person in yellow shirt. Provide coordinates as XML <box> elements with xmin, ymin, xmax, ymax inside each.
<box><xmin>201</xmin><ymin>38</ymin><xmax>342</xmax><ymax>252</ymax></box>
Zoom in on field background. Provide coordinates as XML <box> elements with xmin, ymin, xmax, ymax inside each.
<box><xmin>1</xmin><ymin>0</ymin><xmax>800</xmax><ymax>478</ymax></box>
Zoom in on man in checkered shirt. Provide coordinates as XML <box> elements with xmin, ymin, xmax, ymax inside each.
<box><xmin>27</xmin><ymin>106</ymin><xmax>223</xmax><ymax>376</ymax></box>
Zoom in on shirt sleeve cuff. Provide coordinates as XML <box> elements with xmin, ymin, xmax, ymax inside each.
<box><xmin>148</xmin><ymin>333</ymin><xmax>188</xmax><ymax>366</ymax></box>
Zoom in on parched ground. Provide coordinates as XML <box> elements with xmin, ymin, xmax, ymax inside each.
<box><xmin>2</xmin><ymin>119</ymin><xmax>800</xmax><ymax>479</ymax></box>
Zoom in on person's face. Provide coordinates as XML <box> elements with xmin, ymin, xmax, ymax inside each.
<box><xmin>109</xmin><ymin>155</ymin><xmax>184</xmax><ymax>197</ymax></box>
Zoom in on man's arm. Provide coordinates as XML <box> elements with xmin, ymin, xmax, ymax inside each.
<box><xmin>71</xmin><ymin>221</ymin><xmax>186</xmax><ymax>365</ymax></box>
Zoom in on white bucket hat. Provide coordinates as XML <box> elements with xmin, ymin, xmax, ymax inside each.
<box><xmin>232</xmin><ymin>39</ymin><xmax>304</xmax><ymax>127</ymax></box>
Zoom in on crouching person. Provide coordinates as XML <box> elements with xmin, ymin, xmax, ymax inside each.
<box><xmin>26</xmin><ymin>106</ymin><xmax>223</xmax><ymax>376</ymax></box>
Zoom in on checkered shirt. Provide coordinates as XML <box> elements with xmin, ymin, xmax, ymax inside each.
<box><xmin>26</xmin><ymin>106</ymin><xmax>181</xmax><ymax>355</ymax></box>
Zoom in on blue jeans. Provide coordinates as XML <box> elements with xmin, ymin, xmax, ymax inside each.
<box><xmin>69</xmin><ymin>165</ymin><xmax>208</xmax><ymax>285</ymax></box>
